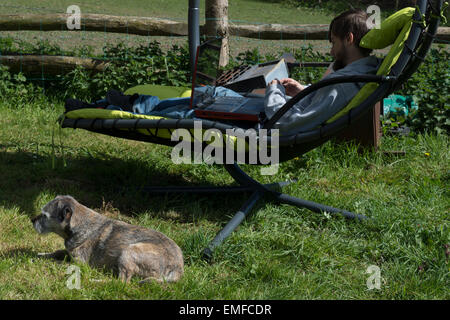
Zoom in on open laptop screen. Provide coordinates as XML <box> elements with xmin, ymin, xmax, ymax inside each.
<box><xmin>195</xmin><ymin>37</ymin><xmax>222</xmax><ymax>86</ymax></box>
<box><xmin>189</xmin><ymin>38</ymin><xmax>222</xmax><ymax>108</ymax></box>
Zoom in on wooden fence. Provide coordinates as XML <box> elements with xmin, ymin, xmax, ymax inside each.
<box><xmin>0</xmin><ymin>13</ymin><xmax>449</xmax><ymax>75</ymax></box>
<box><xmin>1</xmin><ymin>13</ymin><xmax>449</xmax><ymax>41</ymax></box>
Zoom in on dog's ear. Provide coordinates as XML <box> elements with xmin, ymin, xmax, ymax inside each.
<box><xmin>59</xmin><ymin>205</ymin><xmax>72</xmax><ymax>222</ymax></box>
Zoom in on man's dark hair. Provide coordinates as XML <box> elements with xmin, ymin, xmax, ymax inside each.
<box><xmin>328</xmin><ymin>9</ymin><xmax>373</xmax><ymax>56</ymax></box>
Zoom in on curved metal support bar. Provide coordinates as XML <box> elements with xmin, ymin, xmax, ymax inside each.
<box><xmin>390</xmin><ymin>0</ymin><xmax>429</xmax><ymax>80</ymax></box>
<box><xmin>393</xmin><ymin>0</ymin><xmax>443</xmax><ymax>92</ymax></box>
<box><xmin>223</xmin><ymin>163</ymin><xmax>280</xmax><ymax>197</ymax></box>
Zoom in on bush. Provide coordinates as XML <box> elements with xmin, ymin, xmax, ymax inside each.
<box><xmin>281</xmin><ymin>0</ymin><xmax>449</xmax><ymax>26</ymax></box>
<box><xmin>229</xmin><ymin>44</ymin><xmax>330</xmax><ymax>84</ymax></box>
<box><xmin>0</xmin><ymin>38</ymin><xmax>448</xmax><ymax>134</ymax></box>
<box><xmin>285</xmin><ymin>0</ymin><xmax>423</xmax><ymax>10</ymax></box>
<box><xmin>0</xmin><ymin>65</ymin><xmax>43</xmax><ymax>105</ymax></box>
<box><xmin>398</xmin><ymin>46</ymin><xmax>450</xmax><ymax>134</ymax></box>
<box><xmin>54</xmin><ymin>41</ymin><xmax>192</xmax><ymax>101</ymax></box>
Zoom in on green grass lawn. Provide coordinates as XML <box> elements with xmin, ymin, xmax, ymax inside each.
<box><xmin>0</xmin><ymin>0</ymin><xmax>335</xmax><ymax>24</ymax></box>
<box><xmin>0</xmin><ymin>0</ymin><xmax>338</xmax><ymax>59</ymax></box>
<box><xmin>0</xmin><ymin>95</ymin><xmax>448</xmax><ymax>299</ymax></box>
<box><xmin>1</xmin><ymin>0</ymin><xmax>445</xmax><ymax>62</ymax></box>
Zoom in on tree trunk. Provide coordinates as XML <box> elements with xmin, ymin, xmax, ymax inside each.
<box><xmin>0</xmin><ymin>13</ymin><xmax>447</xmax><ymax>43</ymax></box>
<box><xmin>0</xmin><ymin>14</ymin><xmax>187</xmax><ymax>36</ymax></box>
<box><xmin>205</xmin><ymin>0</ymin><xmax>229</xmax><ymax>67</ymax></box>
<box><xmin>0</xmin><ymin>55</ymin><xmax>109</xmax><ymax>76</ymax></box>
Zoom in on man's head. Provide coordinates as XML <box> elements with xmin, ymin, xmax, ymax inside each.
<box><xmin>328</xmin><ymin>9</ymin><xmax>373</xmax><ymax>70</ymax></box>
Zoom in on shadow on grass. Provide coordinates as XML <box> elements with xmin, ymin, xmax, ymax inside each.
<box><xmin>0</xmin><ymin>247</ymin><xmax>37</xmax><ymax>259</ymax></box>
<box><xmin>0</xmin><ymin>146</ymin><xmax>261</xmax><ymax>224</ymax></box>
<box><xmin>0</xmin><ymin>247</ymin><xmax>73</xmax><ymax>266</ymax></box>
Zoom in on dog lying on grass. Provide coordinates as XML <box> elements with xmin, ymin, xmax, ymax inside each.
<box><xmin>31</xmin><ymin>195</ymin><xmax>184</xmax><ymax>283</ymax></box>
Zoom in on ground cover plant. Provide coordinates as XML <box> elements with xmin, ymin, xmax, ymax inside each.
<box><xmin>0</xmin><ymin>0</ymin><xmax>448</xmax><ymax>300</ymax></box>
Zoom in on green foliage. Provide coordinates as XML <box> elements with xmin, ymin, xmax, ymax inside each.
<box><xmin>0</xmin><ymin>37</ymin><xmax>15</xmax><ymax>53</ymax></box>
<box><xmin>231</xmin><ymin>48</ymin><xmax>267</xmax><ymax>66</ymax></box>
<box><xmin>0</xmin><ymin>65</ymin><xmax>43</xmax><ymax>105</ymax></box>
<box><xmin>1</xmin><ymin>36</ymin><xmax>94</xmax><ymax>57</ymax></box>
<box><xmin>398</xmin><ymin>47</ymin><xmax>450</xmax><ymax>134</ymax></box>
<box><xmin>228</xmin><ymin>44</ymin><xmax>330</xmax><ymax>84</ymax></box>
<box><xmin>54</xmin><ymin>41</ymin><xmax>191</xmax><ymax>101</ymax></box>
<box><xmin>57</xmin><ymin>66</ymin><xmax>94</xmax><ymax>102</ymax></box>
<box><xmin>0</xmin><ymin>36</ymin><xmax>191</xmax><ymax>101</ymax></box>
<box><xmin>281</xmin><ymin>0</ymin><xmax>449</xmax><ymax>26</ymax></box>
<box><xmin>284</xmin><ymin>0</ymin><xmax>424</xmax><ymax>11</ymax></box>
<box><xmin>0</xmin><ymin>36</ymin><xmax>448</xmax><ymax>135</ymax></box>
<box><xmin>290</xmin><ymin>44</ymin><xmax>331</xmax><ymax>83</ymax></box>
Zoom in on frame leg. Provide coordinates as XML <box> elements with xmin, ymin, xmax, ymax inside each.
<box><xmin>275</xmin><ymin>193</ymin><xmax>368</xmax><ymax>221</ymax></box>
<box><xmin>140</xmin><ymin>162</ymin><xmax>368</xmax><ymax>260</ymax></box>
<box><xmin>202</xmin><ymin>191</ymin><xmax>263</xmax><ymax>261</ymax></box>
<box><xmin>201</xmin><ymin>163</ymin><xmax>368</xmax><ymax>260</ymax></box>
<box><xmin>141</xmin><ymin>181</ymin><xmax>293</xmax><ymax>194</ymax></box>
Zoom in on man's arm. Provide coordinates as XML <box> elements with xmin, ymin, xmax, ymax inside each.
<box><xmin>265</xmin><ymin>79</ymin><xmax>356</xmax><ymax>134</ymax></box>
<box><xmin>265</xmin><ymin>80</ymin><xmax>288</xmax><ymax>114</ymax></box>
<box><xmin>279</xmin><ymin>78</ymin><xmax>305</xmax><ymax>96</ymax></box>
<box><xmin>269</xmin><ymin>78</ymin><xmax>305</xmax><ymax>97</ymax></box>
<box><xmin>270</xmin><ymin>62</ymin><xmax>333</xmax><ymax>97</ymax></box>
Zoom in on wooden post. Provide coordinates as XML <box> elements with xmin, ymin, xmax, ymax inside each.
<box><xmin>0</xmin><ymin>55</ymin><xmax>109</xmax><ymax>75</ymax></box>
<box><xmin>334</xmin><ymin>101</ymin><xmax>383</xmax><ymax>151</ymax></box>
<box><xmin>205</xmin><ymin>0</ymin><xmax>229</xmax><ymax>67</ymax></box>
<box><xmin>0</xmin><ymin>14</ymin><xmax>448</xmax><ymax>42</ymax></box>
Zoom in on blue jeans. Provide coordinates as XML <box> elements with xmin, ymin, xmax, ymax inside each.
<box><xmin>106</xmin><ymin>86</ymin><xmax>242</xmax><ymax>119</ymax></box>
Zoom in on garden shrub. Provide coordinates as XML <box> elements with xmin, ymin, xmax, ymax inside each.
<box><xmin>0</xmin><ymin>37</ymin><xmax>448</xmax><ymax>134</ymax></box>
<box><xmin>399</xmin><ymin>46</ymin><xmax>449</xmax><ymax>134</ymax></box>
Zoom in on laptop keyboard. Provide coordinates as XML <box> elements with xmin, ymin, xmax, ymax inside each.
<box><xmin>211</xmin><ymin>96</ymin><xmax>248</xmax><ymax>112</ymax></box>
<box><xmin>196</xmin><ymin>96</ymin><xmax>247</xmax><ymax>111</ymax></box>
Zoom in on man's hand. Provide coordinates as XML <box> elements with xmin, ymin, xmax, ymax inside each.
<box><xmin>279</xmin><ymin>78</ymin><xmax>305</xmax><ymax>97</ymax></box>
<box><xmin>269</xmin><ymin>78</ymin><xmax>305</xmax><ymax>97</ymax></box>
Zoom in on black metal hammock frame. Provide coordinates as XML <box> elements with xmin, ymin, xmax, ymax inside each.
<box><xmin>61</xmin><ymin>0</ymin><xmax>444</xmax><ymax>260</ymax></box>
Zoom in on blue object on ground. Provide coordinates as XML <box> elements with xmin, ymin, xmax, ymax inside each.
<box><xmin>382</xmin><ymin>94</ymin><xmax>418</xmax><ymax>118</ymax></box>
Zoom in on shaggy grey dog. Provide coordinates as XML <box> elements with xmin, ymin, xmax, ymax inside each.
<box><xmin>31</xmin><ymin>195</ymin><xmax>184</xmax><ymax>283</ymax></box>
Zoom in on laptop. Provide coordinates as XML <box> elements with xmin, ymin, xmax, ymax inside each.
<box><xmin>189</xmin><ymin>38</ymin><xmax>289</xmax><ymax>123</ymax></box>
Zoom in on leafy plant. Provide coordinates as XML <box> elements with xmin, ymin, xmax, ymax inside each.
<box><xmin>0</xmin><ymin>37</ymin><xmax>15</xmax><ymax>54</ymax></box>
<box><xmin>0</xmin><ymin>36</ymin><xmax>448</xmax><ymax>135</ymax></box>
<box><xmin>57</xmin><ymin>66</ymin><xmax>94</xmax><ymax>101</ymax></box>
<box><xmin>0</xmin><ymin>65</ymin><xmax>42</xmax><ymax>104</ymax></box>
<box><xmin>398</xmin><ymin>46</ymin><xmax>450</xmax><ymax>134</ymax></box>
<box><xmin>290</xmin><ymin>44</ymin><xmax>331</xmax><ymax>83</ymax></box>
<box><xmin>51</xmin><ymin>41</ymin><xmax>192</xmax><ymax>101</ymax></box>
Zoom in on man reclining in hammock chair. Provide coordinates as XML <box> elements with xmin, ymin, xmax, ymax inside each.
<box><xmin>65</xmin><ymin>9</ymin><xmax>382</xmax><ymax>135</ymax></box>
<box><xmin>265</xmin><ymin>8</ymin><xmax>382</xmax><ymax>135</ymax></box>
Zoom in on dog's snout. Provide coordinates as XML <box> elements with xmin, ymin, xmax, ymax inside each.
<box><xmin>31</xmin><ymin>215</ymin><xmax>39</xmax><ymax>223</ymax></box>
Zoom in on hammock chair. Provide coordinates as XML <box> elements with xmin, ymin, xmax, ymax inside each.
<box><xmin>60</xmin><ymin>0</ymin><xmax>445</xmax><ymax>260</ymax></box>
